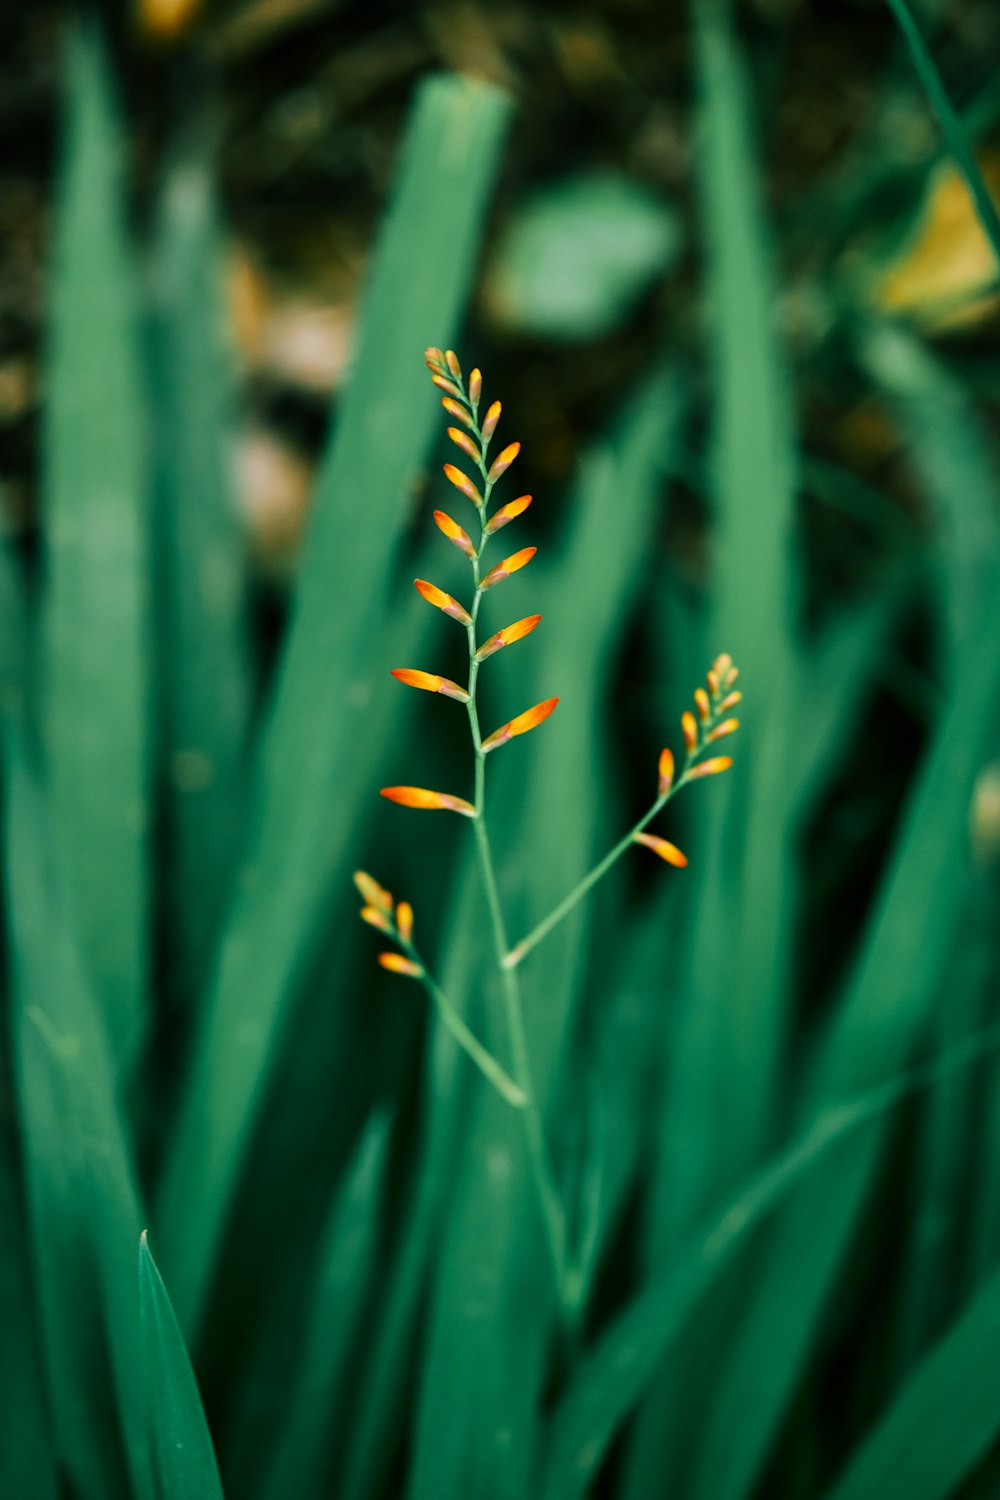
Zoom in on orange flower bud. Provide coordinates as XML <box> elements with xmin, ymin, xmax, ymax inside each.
<box><xmin>480</xmin><ymin>546</ymin><xmax>536</xmax><ymax>590</ymax></box>
<box><xmin>424</xmin><ymin>346</ymin><xmax>446</xmax><ymax>372</ymax></box>
<box><xmin>431</xmin><ymin>374</ymin><xmax>462</xmax><ymax>398</ymax></box>
<box><xmin>487</xmin><ymin>441</ymin><xmax>520</xmax><ymax>484</ymax></box>
<box><xmin>354</xmin><ymin>871</ymin><xmax>392</xmax><ymax>912</ymax></box>
<box><xmin>694</xmin><ymin>688</ymin><xmax>710</xmax><ymax>722</ymax></box>
<box><xmin>360</xmin><ymin>905</ymin><xmax>392</xmax><ymax>932</ymax></box>
<box><xmin>441</xmin><ymin>396</ymin><xmax>474</xmax><ymax>428</ymax></box>
<box><xmin>443</xmin><ymin>464</ymin><xmax>483</xmax><ymax>507</ymax></box>
<box><xmin>475</xmin><ymin>614</ymin><xmax>542</xmax><ymax>662</ymax></box>
<box><xmin>481</xmin><ymin>400</ymin><xmax>502</xmax><ymax>445</ymax></box>
<box><xmin>707</xmin><ymin>669</ymin><xmax>720</xmax><ymax>696</ymax></box>
<box><xmin>720</xmin><ymin>691</ymin><xmax>742</xmax><ymax>711</ymax></box>
<box><xmin>448</xmin><ymin>427</ymin><xmax>481</xmax><ymax>464</ymax></box>
<box><xmin>444</xmin><ymin>349</ymin><xmax>462</xmax><ymax>380</ymax></box>
<box><xmin>482</xmin><ymin>697</ymin><xmax>559</xmax><ymax>752</ymax></box>
<box><xmin>658</xmin><ymin>748</ymin><xmax>674</xmax><ymax>796</ymax></box>
<box><xmin>396</xmin><ymin>901</ymin><xmax>413</xmax><ymax>941</ymax></box>
<box><xmin>380</xmin><ymin>786</ymin><xmax>476</xmax><ymax>815</ymax></box>
<box><xmin>469</xmin><ymin>368</ymin><xmax>482</xmax><ymax>404</ymax></box>
<box><xmin>634</xmin><ymin>832</ymin><xmax>688</xmax><ymax>868</ymax></box>
<box><xmin>391</xmin><ymin>668</ymin><xmax>469</xmax><ymax>702</ymax></box>
<box><xmin>485</xmin><ymin>494</ymin><xmax>532</xmax><ymax>534</ymax></box>
<box><xmin>687</xmin><ymin>756</ymin><xmax>733</xmax><ymax>779</ymax></box>
<box><xmin>433</xmin><ymin>509</ymin><xmax>475</xmax><ymax>559</ymax></box>
<box><xmin>708</xmin><ymin>718</ymin><xmax>739</xmax><ymax>741</ymax></box>
<box><xmin>682</xmin><ymin>712</ymin><xmax>698</xmax><ymax>753</ymax></box>
<box><xmin>713</xmin><ymin>652</ymin><xmax>733</xmax><ymax>680</ymax></box>
<box><xmin>378</xmin><ymin>952</ymin><xmax>424</xmax><ymax>978</ymax></box>
<box><xmin>413</xmin><ymin>579</ymin><xmax>472</xmax><ymax>626</ymax></box>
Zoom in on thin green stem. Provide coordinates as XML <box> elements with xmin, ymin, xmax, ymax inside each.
<box><xmin>410</xmin><ymin>950</ymin><xmax>527</xmax><ymax>1108</ymax></box>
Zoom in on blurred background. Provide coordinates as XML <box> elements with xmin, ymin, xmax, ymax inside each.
<box><xmin>3</xmin><ymin>1</ymin><xmax>1000</xmax><ymax>1498</ymax></box>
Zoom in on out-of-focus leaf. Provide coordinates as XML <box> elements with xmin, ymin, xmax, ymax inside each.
<box><xmin>5</xmin><ymin>736</ymin><xmax>148</xmax><ymax>1499</ymax></box>
<box><xmin>157</xmin><ymin>72</ymin><xmax>512</xmax><ymax>1335</ymax></box>
<box><xmin>139</xmin><ymin>1234</ymin><xmax>224</xmax><ymax>1500</ymax></box>
<box><xmin>40</xmin><ymin>24</ymin><xmax>150</xmax><ymax>1064</ymax></box>
<box><xmin>823</xmin><ymin>1261</ymin><xmax>1000</xmax><ymax>1500</ymax></box>
<box><xmin>152</xmin><ymin>143</ymin><xmax>252</xmax><ymax>991</ymax></box>
<box><xmin>486</xmin><ymin>171</ymin><xmax>680</xmax><ymax>340</ymax></box>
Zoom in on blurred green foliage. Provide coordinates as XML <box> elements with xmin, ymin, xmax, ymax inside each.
<box><xmin>2</xmin><ymin>3</ymin><xmax>1000</xmax><ymax>1499</ymax></box>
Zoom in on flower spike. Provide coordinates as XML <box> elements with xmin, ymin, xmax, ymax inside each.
<box><xmin>378</xmin><ymin>952</ymin><xmax>424</xmax><ymax>978</ymax></box>
<box><xmin>443</xmin><ymin>464</ymin><xmax>483</xmax><ymax>508</ymax></box>
<box><xmin>480</xmin><ymin>546</ymin><xmax>537</xmax><ymax>590</ymax></box>
<box><xmin>487</xmin><ymin>441</ymin><xmax>521</xmax><ymax>484</ymax></box>
<box><xmin>380</xmin><ymin>786</ymin><xmax>476</xmax><ymax>815</ymax></box>
<box><xmin>634</xmin><ymin>832</ymin><xmax>688</xmax><ymax>868</ymax></box>
<box><xmin>486</xmin><ymin>495</ymin><xmax>532</xmax><ymax>534</ymax></box>
<box><xmin>482</xmin><ymin>697</ymin><xmax>559</xmax><ymax>753</ymax></box>
<box><xmin>413</xmin><ymin>579</ymin><xmax>472</xmax><ymax>626</ymax></box>
<box><xmin>433</xmin><ymin>509</ymin><xmax>475</xmax><ymax>559</ymax></box>
<box><xmin>391</xmin><ymin>668</ymin><xmax>470</xmax><ymax>702</ymax></box>
<box><xmin>475</xmin><ymin>615</ymin><xmax>542</xmax><ymax>662</ymax></box>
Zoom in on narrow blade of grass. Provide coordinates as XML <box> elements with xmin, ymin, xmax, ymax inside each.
<box><xmin>822</xmin><ymin>1260</ymin><xmax>1000</xmax><ymax>1500</ymax></box>
<box><xmin>151</xmin><ymin>141</ymin><xmax>252</xmax><ymax>991</ymax></box>
<box><xmin>625</xmin><ymin>4</ymin><xmax>798</xmax><ymax>1488</ymax></box>
<box><xmin>255</xmin><ymin>1109</ymin><xmax>392</xmax><ymax>1500</ymax></box>
<box><xmin>40</xmin><ymin>23</ymin><xmax>150</xmax><ymax>1064</ymax></box>
<box><xmin>886</xmin><ymin>0</ymin><xmax>1000</xmax><ymax>270</ymax></box>
<box><xmin>156</xmin><ymin>73</ymin><xmax>512</xmax><ymax>1334</ymax></box>
<box><xmin>139</xmin><ymin>1234</ymin><xmax>224</xmax><ymax>1500</ymax></box>
<box><xmin>4</xmin><ymin>732</ymin><xmax>149</xmax><ymax>1499</ymax></box>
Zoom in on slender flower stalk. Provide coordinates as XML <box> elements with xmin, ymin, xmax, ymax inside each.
<box><xmin>356</xmin><ymin>347</ymin><xmax>744</xmax><ymax>1318</ymax></box>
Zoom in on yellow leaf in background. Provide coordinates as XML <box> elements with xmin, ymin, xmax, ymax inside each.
<box><xmin>137</xmin><ymin>0</ymin><xmax>204</xmax><ymax>39</ymax></box>
<box><xmin>874</xmin><ymin>157</ymin><xmax>1000</xmax><ymax>331</ymax></box>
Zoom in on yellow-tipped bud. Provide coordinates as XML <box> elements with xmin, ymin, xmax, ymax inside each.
<box><xmin>634</xmin><ymin>832</ymin><xmax>688</xmax><ymax>868</ymax></box>
<box><xmin>441</xmin><ymin>396</ymin><xmax>474</xmax><ymax>428</ymax></box>
<box><xmin>413</xmin><ymin>579</ymin><xmax>472</xmax><ymax>625</ymax></box>
<box><xmin>694</xmin><ymin>688</ymin><xmax>710</xmax><ymax>722</ymax></box>
<box><xmin>445</xmin><ymin>349</ymin><xmax>462</xmax><ymax>380</ymax></box>
<box><xmin>469</xmin><ymin>368</ymin><xmax>482</xmax><ymax>404</ymax></box>
<box><xmin>687</xmin><ymin>756</ymin><xmax>733</xmax><ymax>779</ymax></box>
<box><xmin>391</xmin><ymin>668</ymin><xmax>469</xmax><ymax>702</ymax></box>
<box><xmin>360</xmin><ymin>905</ymin><xmax>392</xmax><ymax>932</ymax></box>
<box><xmin>482</xmin><ymin>697</ymin><xmax>559</xmax><ymax>752</ymax></box>
<box><xmin>380</xmin><ymin>786</ymin><xmax>476</xmax><ymax>815</ymax></box>
<box><xmin>713</xmin><ymin>652</ymin><xmax>733</xmax><ymax>680</ymax></box>
<box><xmin>707</xmin><ymin>669</ymin><xmax>720</xmax><ymax>696</ymax></box>
<box><xmin>720</xmin><ymin>691</ymin><xmax>742</xmax><ymax>711</ymax></box>
<box><xmin>431</xmin><ymin>373</ymin><xmax>462</xmax><ymax>398</ymax></box>
<box><xmin>682</xmin><ymin>712</ymin><xmax>698</xmax><ymax>753</ymax></box>
<box><xmin>475</xmin><ymin>614</ymin><xmax>542</xmax><ymax>662</ymax></box>
<box><xmin>433</xmin><ymin>509</ymin><xmax>475</xmax><ymax>559</ymax></box>
<box><xmin>448</xmin><ymin>427</ymin><xmax>481</xmax><ymax>463</ymax></box>
<box><xmin>425</xmin><ymin>346</ymin><xmax>446</xmax><ymax>372</ymax></box>
<box><xmin>354</xmin><ymin>871</ymin><xmax>393</xmax><ymax>912</ymax></box>
<box><xmin>708</xmin><ymin>718</ymin><xmax>739</xmax><ymax>741</ymax></box>
<box><xmin>396</xmin><ymin>901</ymin><xmax>413</xmax><ymax>942</ymax></box>
<box><xmin>482</xmin><ymin>400</ymin><xmax>502</xmax><ymax>445</ymax></box>
<box><xmin>658</xmin><ymin>748</ymin><xmax>674</xmax><ymax>796</ymax></box>
<box><xmin>480</xmin><ymin>546</ymin><xmax>537</xmax><ymax>590</ymax></box>
<box><xmin>378</xmin><ymin>952</ymin><xmax>424</xmax><ymax>978</ymax></box>
<box><xmin>443</xmin><ymin>464</ymin><xmax>483</xmax><ymax>508</ymax></box>
<box><xmin>487</xmin><ymin>441</ymin><xmax>520</xmax><ymax>484</ymax></box>
<box><xmin>485</xmin><ymin>494</ymin><xmax>532</xmax><ymax>534</ymax></box>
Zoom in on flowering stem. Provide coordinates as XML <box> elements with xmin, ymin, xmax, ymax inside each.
<box><xmin>459</xmin><ymin>413</ymin><xmax>570</xmax><ymax>1303</ymax></box>
<box><xmin>408</xmin><ymin>943</ymin><xmax>528</xmax><ymax>1108</ymax></box>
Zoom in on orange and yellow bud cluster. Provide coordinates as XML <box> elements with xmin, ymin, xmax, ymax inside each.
<box><xmin>354</xmin><ymin>871</ymin><xmax>423</xmax><ymax>978</ymax></box>
<box><xmin>632</xmin><ymin>655</ymin><xmax>742</xmax><ymax>870</ymax></box>
<box><xmin>375</xmin><ymin>348</ymin><xmax>558</xmax><ymax>827</ymax></box>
